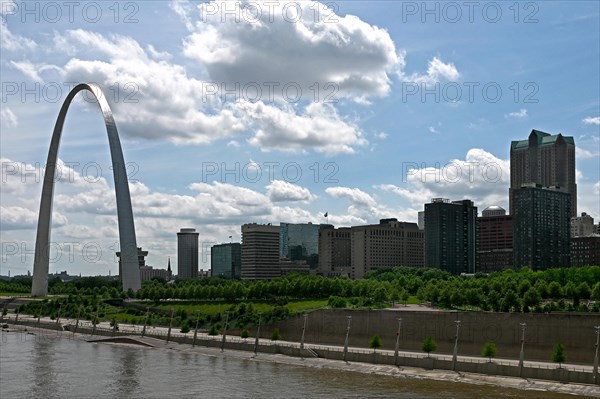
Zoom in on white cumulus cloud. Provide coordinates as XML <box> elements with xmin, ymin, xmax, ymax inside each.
<box><xmin>582</xmin><ymin>116</ymin><xmax>600</xmax><ymax>125</ymax></box>
<box><xmin>506</xmin><ymin>109</ymin><xmax>528</xmax><ymax>119</ymax></box>
<box><xmin>377</xmin><ymin>148</ymin><xmax>510</xmax><ymax>210</ymax></box>
<box><xmin>183</xmin><ymin>0</ymin><xmax>402</xmax><ymax>102</ymax></box>
<box><xmin>266</xmin><ymin>180</ymin><xmax>316</xmax><ymax>203</ymax></box>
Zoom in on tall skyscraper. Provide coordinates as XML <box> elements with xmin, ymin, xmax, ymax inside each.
<box><xmin>510</xmin><ymin>129</ymin><xmax>576</xmax><ymax>216</ymax></box>
<box><xmin>476</xmin><ymin>206</ymin><xmax>513</xmax><ymax>273</ymax></box>
<box><xmin>241</xmin><ymin>223</ymin><xmax>280</xmax><ymax>280</ymax></box>
<box><xmin>211</xmin><ymin>243</ymin><xmax>242</xmax><ymax>279</ymax></box>
<box><xmin>350</xmin><ymin>219</ymin><xmax>424</xmax><ymax>279</ymax></box>
<box><xmin>512</xmin><ymin>184</ymin><xmax>571</xmax><ymax>270</ymax></box>
<box><xmin>424</xmin><ymin>199</ymin><xmax>477</xmax><ymax>274</ymax></box>
<box><xmin>177</xmin><ymin>228</ymin><xmax>199</xmax><ymax>279</ymax></box>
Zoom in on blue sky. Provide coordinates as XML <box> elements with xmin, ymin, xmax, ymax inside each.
<box><xmin>1</xmin><ymin>0</ymin><xmax>598</xmax><ymax>276</ymax></box>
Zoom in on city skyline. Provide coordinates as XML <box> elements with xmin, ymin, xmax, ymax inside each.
<box><xmin>1</xmin><ymin>1</ymin><xmax>599</xmax><ymax>276</ymax></box>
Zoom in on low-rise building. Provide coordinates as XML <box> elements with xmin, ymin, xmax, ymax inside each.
<box><xmin>571</xmin><ymin>235</ymin><xmax>600</xmax><ymax>267</ymax></box>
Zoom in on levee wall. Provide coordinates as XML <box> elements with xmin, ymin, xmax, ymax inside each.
<box><xmin>262</xmin><ymin>309</ymin><xmax>600</xmax><ymax>364</ymax></box>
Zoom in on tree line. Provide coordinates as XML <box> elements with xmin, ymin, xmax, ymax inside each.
<box><xmin>4</xmin><ymin>265</ymin><xmax>600</xmax><ymax>313</ymax></box>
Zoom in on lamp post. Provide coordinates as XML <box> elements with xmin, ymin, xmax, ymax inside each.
<box><xmin>300</xmin><ymin>314</ymin><xmax>308</xmax><ymax>351</ymax></box>
<box><xmin>55</xmin><ymin>304</ymin><xmax>61</xmax><ymax>325</ymax></box>
<box><xmin>73</xmin><ymin>307</ymin><xmax>81</xmax><ymax>335</ymax></box>
<box><xmin>92</xmin><ymin>310</ymin><xmax>98</xmax><ymax>336</ymax></box>
<box><xmin>166</xmin><ymin>308</ymin><xmax>174</xmax><ymax>343</ymax></box>
<box><xmin>519</xmin><ymin>322</ymin><xmax>526</xmax><ymax>376</ymax></box>
<box><xmin>394</xmin><ymin>318</ymin><xmax>402</xmax><ymax>366</ymax></box>
<box><xmin>221</xmin><ymin>311</ymin><xmax>229</xmax><ymax>352</ymax></box>
<box><xmin>254</xmin><ymin>313</ymin><xmax>262</xmax><ymax>356</ymax></box>
<box><xmin>343</xmin><ymin>316</ymin><xmax>352</xmax><ymax>362</ymax></box>
<box><xmin>192</xmin><ymin>312</ymin><xmax>200</xmax><ymax>347</ymax></box>
<box><xmin>141</xmin><ymin>307</ymin><xmax>149</xmax><ymax>337</ymax></box>
<box><xmin>452</xmin><ymin>320</ymin><xmax>461</xmax><ymax>371</ymax></box>
<box><xmin>594</xmin><ymin>325</ymin><xmax>600</xmax><ymax>384</ymax></box>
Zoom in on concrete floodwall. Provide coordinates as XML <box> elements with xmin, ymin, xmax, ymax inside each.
<box><xmin>262</xmin><ymin>309</ymin><xmax>600</xmax><ymax>364</ymax></box>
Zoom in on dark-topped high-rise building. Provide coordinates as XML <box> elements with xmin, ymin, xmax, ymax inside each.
<box><xmin>476</xmin><ymin>206</ymin><xmax>513</xmax><ymax>273</ymax></box>
<box><xmin>510</xmin><ymin>129</ymin><xmax>576</xmax><ymax>217</ymax></box>
<box><xmin>512</xmin><ymin>184</ymin><xmax>571</xmax><ymax>270</ymax></box>
<box><xmin>177</xmin><ymin>228</ymin><xmax>199</xmax><ymax>279</ymax></box>
<box><xmin>424</xmin><ymin>199</ymin><xmax>477</xmax><ymax>274</ymax></box>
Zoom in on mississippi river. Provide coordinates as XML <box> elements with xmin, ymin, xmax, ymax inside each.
<box><xmin>0</xmin><ymin>330</ymin><xmax>584</xmax><ymax>398</ymax></box>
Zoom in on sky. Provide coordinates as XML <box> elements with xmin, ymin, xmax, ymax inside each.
<box><xmin>1</xmin><ymin>0</ymin><xmax>599</xmax><ymax>277</ymax></box>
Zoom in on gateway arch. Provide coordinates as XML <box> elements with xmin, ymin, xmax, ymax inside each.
<box><xmin>31</xmin><ymin>83</ymin><xmax>141</xmax><ymax>296</ymax></box>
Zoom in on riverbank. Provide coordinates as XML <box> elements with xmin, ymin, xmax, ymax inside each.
<box><xmin>3</xmin><ymin>320</ymin><xmax>599</xmax><ymax>398</ymax></box>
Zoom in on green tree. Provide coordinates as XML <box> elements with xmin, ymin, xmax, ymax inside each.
<box><xmin>482</xmin><ymin>341</ymin><xmax>497</xmax><ymax>362</ymax></box>
<box><xmin>370</xmin><ymin>334</ymin><xmax>382</xmax><ymax>353</ymax></box>
<box><xmin>390</xmin><ymin>289</ymin><xmax>400</xmax><ymax>306</ymax></box>
<box><xmin>522</xmin><ymin>287</ymin><xmax>541</xmax><ymax>310</ymax></box>
<box><xmin>372</xmin><ymin>287</ymin><xmax>388</xmax><ymax>304</ymax></box>
<box><xmin>208</xmin><ymin>325</ymin><xmax>219</xmax><ymax>336</ymax></box>
<box><xmin>180</xmin><ymin>321</ymin><xmax>190</xmax><ymax>334</ymax></box>
<box><xmin>421</xmin><ymin>336</ymin><xmax>437</xmax><ymax>357</ymax></box>
<box><xmin>576</xmin><ymin>282</ymin><xmax>591</xmax><ymax>300</ymax></box>
<box><xmin>501</xmin><ymin>290</ymin><xmax>518</xmax><ymax>312</ymax></box>
<box><xmin>271</xmin><ymin>328</ymin><xmax>281</xmax><ymax>341</ymax></box>
<box><xmin>241</xmin><ymin>328</ymin><xmax>250</xmax><ymax>339</ymax></box>
<box><xmin>548</xmin><ymin>281</ymin><xmax>562</xmax><ymax>298</ymax></box>
<box><xmin>592</xmin><ymin>282</ymin><xmax>600</xmax><ymax>301</ymax></box>
<box><xmin>327</xmin><ymin>296</ymin><xmax>346</xmax><ymax>308</ymax></box>
<box><xmin>517</xmin><ymin>280</ymin><xmax>531</xmax><ymax>296</ymax></box>
<box><xmin>552</xmin><ymin>343</ymin><xmax>566</xmax><ymax>368</ymax></box>
<box><xmin>401</xmin><ymin>290</ymin><xmax>410</xmax><ymax>306</ymax></box>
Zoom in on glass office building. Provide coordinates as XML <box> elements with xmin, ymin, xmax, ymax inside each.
<box><xmin>280</xmin><ymin>223</ymin><xmax>331</xmax><ymax>270</ymax></box>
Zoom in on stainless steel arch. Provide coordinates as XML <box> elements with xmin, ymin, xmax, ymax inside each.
<box><xmin>31</xmin><ymin>83</ymin><xmax>141</xmax><ymax>296</ymax></box>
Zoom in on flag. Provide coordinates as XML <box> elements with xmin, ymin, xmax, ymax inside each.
<box><xmin>324</xmin><ymin>212</ymin><xmax>328</xmax><ymax>217</ymax></box>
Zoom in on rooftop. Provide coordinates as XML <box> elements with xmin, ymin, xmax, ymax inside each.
<box><xmin>510</xmin><ymin>129</ymin><xmax>575</xmax><ymax>150</ymax></box>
